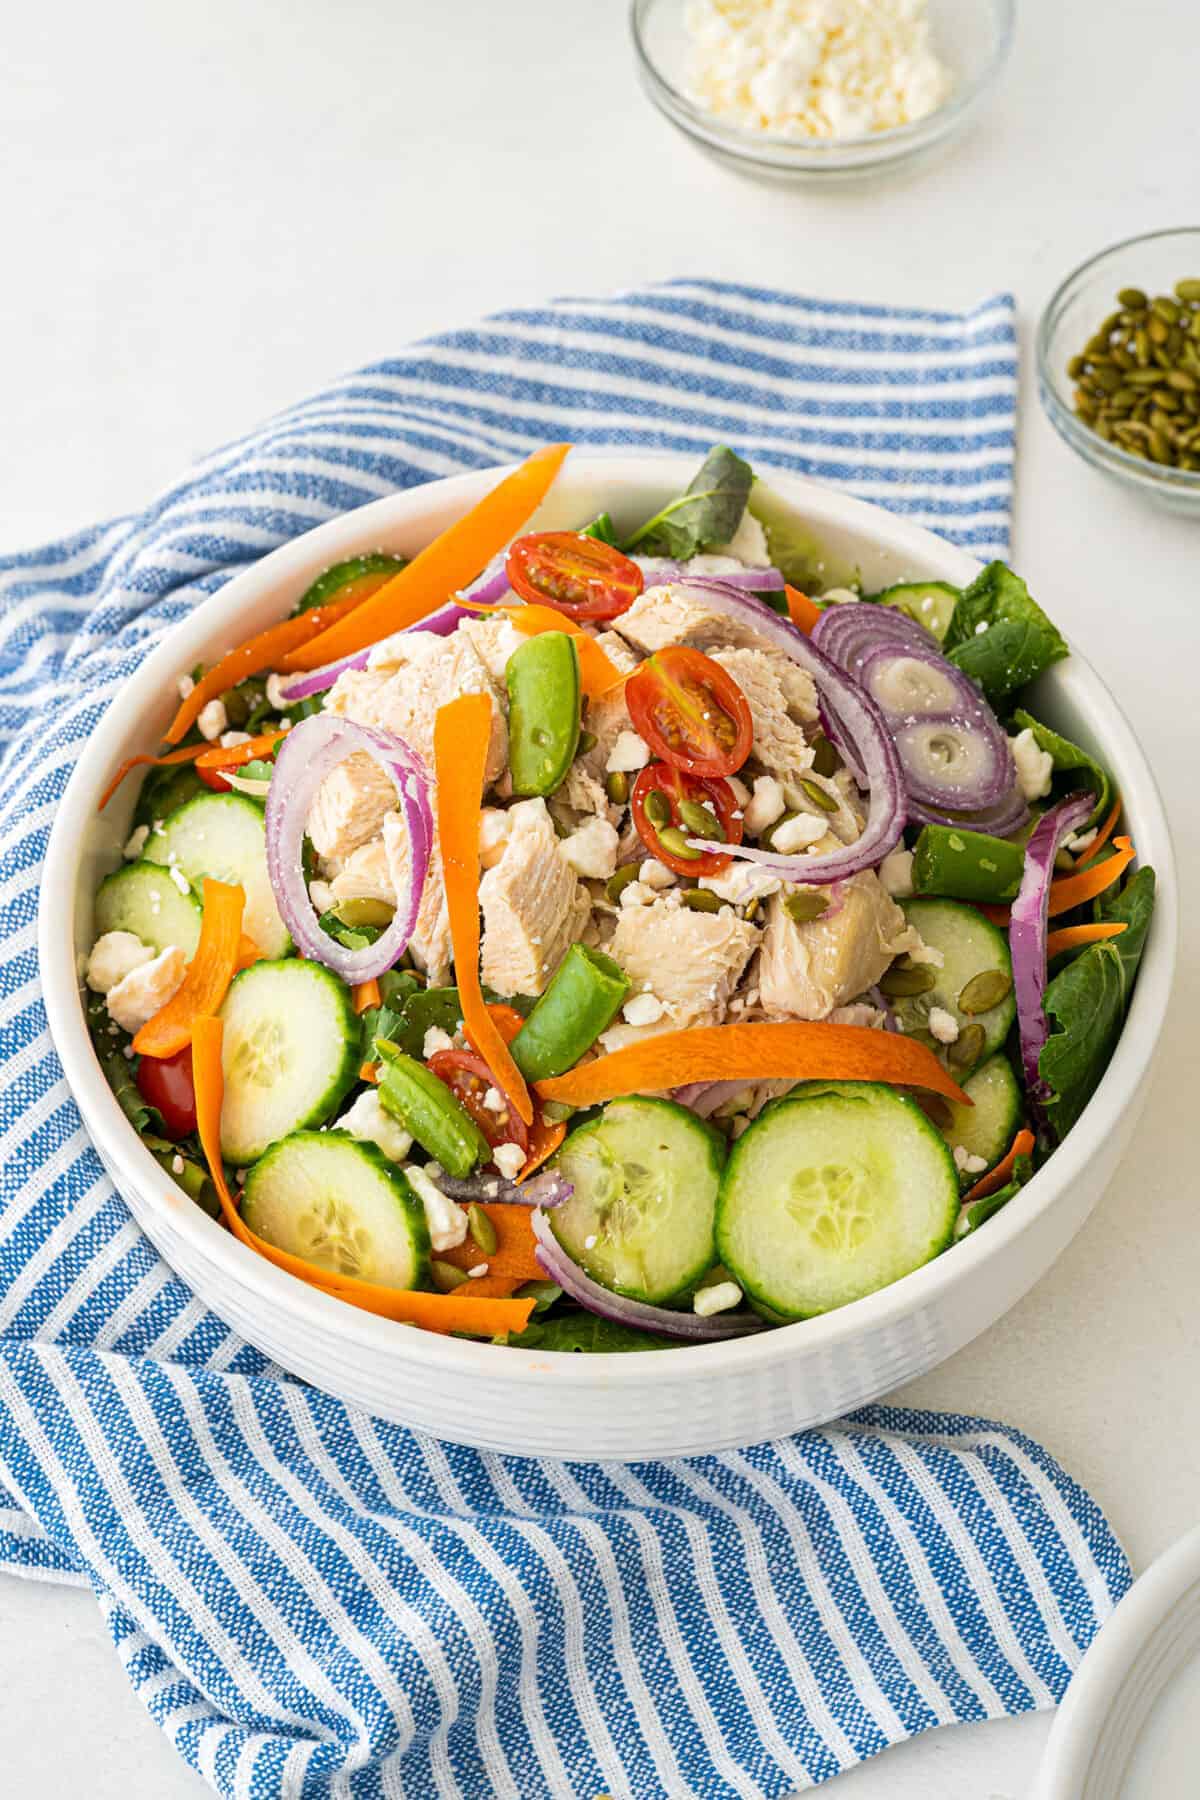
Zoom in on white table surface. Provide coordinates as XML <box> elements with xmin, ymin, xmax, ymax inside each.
<box><xmin>2</xmin><ymin>0</ymin><xmax>1198</xmax><ymax>1794</ymax></box>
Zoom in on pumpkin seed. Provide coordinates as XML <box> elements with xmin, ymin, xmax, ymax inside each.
<box><xmin>643</xmin><ymin>788</ymin><xmax>671</xmax><ymax>829</ymax></box>
<box><xmin>677</xmin><ymin>798</ymin><xmax>725</xmax><ymax>839</ymax></box>
<box><xmin>1149</xmin><ymin>429</ymin><xmax>1174</xmax><ymax>463</ymax></box>
<box><xmin>656</xmin><ymin>826</ymin><xmax>702</xmax><ymax>861</ymax></box>
<box><xmin>784</xmin><ymin>891</ymin><xmax>830</xmax><ymax>924</ymax></box>
<box><xmin>1118</xmin><ymin>286</ymin><xmax>1149</xmax><ymax>309</ymax></box>
<box><xmin>541</xmin><ymin>1100</ymin><xmax>575</xmax><ymax>1123</ymax></box>
<box><xmin>681</xmin><ymin>888</ymin><xmax>724</xmax><ymax>913</ymax></box>
<box><xmin>947</xmin><ymin>1023</ymin><xmax>987</xmax><ymax>1069</ymax></box>
<box><xmin>1153</xmin><ymin>296</ymin><xmax>1181</xmax><ymax>325</ymax></box>
<box><xmin>958</xmin><ymin>968</ymin><xmax>1013</xmax><ymax>1015</ymax></box>
<box><xmin>799</xmin><ymin>777</ymin><xmax>840</xmax><ymax>814</ymax></box>
<box><xmin>605</xmin><ymin>770</ymin><xmax>630</xmax><ymax>806</ymax></box>
<box><xmin>577</xmin><ymin>730</ymin><xmax>597</xmax><ymax>756</ymax></box>
<box><xmin>330</xmin><ymin>895</ymin><xmax>395</xmax><ymax>930</ymax></box>
<box><xmin>1177</xmin><ymin>279</ymin><xmax>1200</xmax><ymax>303</ymax></box>
<box><xmin>431</xmin><ymin>1260</ymin><xmax>469</xmax><ymax>1293</ymax></box>
<box><xmin>878</xmin><ymin>962</ymin><xmax>937</xmax><ymax>998</ymax></box>
<box><xmin>1167</xmin><ymin>368</ymin><xmax>1198</xmax><ymax>393</ymax></box>
<box><xmin>809</xmin><ymin>733</ymin><xmax>840</xmax><ymax>777</ymax></box>
<box><xmin>467</xmin><ymin>1203</ymin><xmax>498</xmax><ymax>1257</ymax></box>
<box><xmin>1152</xmin><ymin>389</ymin><xmax>1180</xmax><ymax>412</ymax></box>
<box><xmin>1092</xmin><ymin>364</ymin><xmax>1122</xmax><ymax>393</ymax></box>
<box><xmin>1125</xmin><ymin>368</ymin><xmax>1161</xmax><ymax>386</ymax></box>
<box><xmin>1067</xmin><ymin>353</ymin><xmax>1086</xmax><ymax>379</ymax></box>
<box><xmin>605</xmin><ymin>862</ymin><xmax>640</xmax><ymax>903</ymax></box>
<box><xmin>1134</xmin><ymin>327</ymin><xmax>1151</xmax><ymax>365</ymax></box>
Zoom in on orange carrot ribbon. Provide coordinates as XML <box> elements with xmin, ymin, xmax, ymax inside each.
<box><xmin>962</xmin><ymin>1128</ymin><xmax>1037</xmax><ymax>1205</ymax></box>
<box><xmin>784</xmin><ymin>585</ymin><xmax>823</xmax><ymax>635</ymax></box>
<box><xmin>1044</xmin><ymin>921</ymin><xmax>1128</xmax><ymax>960</ymax></box>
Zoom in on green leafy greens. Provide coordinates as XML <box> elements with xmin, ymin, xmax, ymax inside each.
<box><xmin>502</xmin><ymin>1313</ymin><xmax>678</xmax><ymax>1353</ymax></box>
<box><xmin>1010</xmin><ymin>708</ymin><xmax>1112</xmax><ymax>827</ymax></box>
<box><xmin>622</xmin><ymin>446</ymin><xmax>753</xmax><ymax>559</ymax></box>
<box><xmin>944</xmin><ymin>562</ymin><xmax>1069</xmax><ymax>708</ymax></box>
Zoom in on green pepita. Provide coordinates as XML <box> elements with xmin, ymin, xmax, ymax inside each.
<box><xmin>605</xmin><ymin>863</ymin><xmax>641</xmax><ymax>903</ymax></box>
<box><xmin>1118</xmin><ymin>287</ymin><xmax>1149</xmax><ymax>310</ymax></box>
<box><xmin>431</xmin><ymin>1260</ymin><xmax>469</xmax><ymax>1293</ymax></box>
<box><xmin>799</xmin><ymin>777</ymin><xmax>840</xmax><ymax>814</ymax></box>
<box><xmin>1153</xmin><ymin>296</ymin><xmax>1182</xmax><ymax>325</ymax></box>
<box><xmin>467</xmin><ymin>1203</ymin><xmax>498</xmax><ymax>1257</ymax></box>
<box><xmin>643</xmin><ymin>788</ymin><xmax>671</xmax><ymax>830</ymax></box>
<box><xmin>809</xmin><ymin>734</ymin><xmax>840</xmax><ymax>777</ymax></box>
<box><xmin>677</xmin><ymin>798</ymin><xmax>725</xmax><ymax>839</ymax></box>
<box><xmin>1177</xmin><ymin>279</ymin><xmax>1200</xmax><ymax>303</ymax></box>
<box><xmin>957</xmin><ymin>968</ymin><xmax>1013</xmax><ymax>1015</ymax></box>
<box><xmin>947</xmin><ymin>1022</ymin><xmax>987</xmax><ymax>1069</ymax></box>
<box><xmin>605</xmin><ymin>770</ymin><xmax>630</xmax><ymax>806</ymax></box>
<box><xmin>783</xmin><ymin>891</ymin><xmax>830</xmax><ymax>924</ymax></box>
<box><xmin>681</xmin><ymin>888</ymin><xmax>724</xmax><ymax>913</ymax></box>
<box><xmin>878</xmin><ymin>962</ymin><xmax>938</xmax><ymax>998</ymax></box>
<box><xmin>576</xmin><ymin>730</ymin><xmax>598</xmax><ymax>756</ymax></box>
<box><xmin>656</xmin><ymin>825</ymin><xmax>702</xmax><ymax>861</ymax></box>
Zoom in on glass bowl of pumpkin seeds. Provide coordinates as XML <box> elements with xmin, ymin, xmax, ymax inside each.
<box><xmin>1038</xmin><ymin>227</ymin><xmax>1200</xmax><ymax>513</ymax></box>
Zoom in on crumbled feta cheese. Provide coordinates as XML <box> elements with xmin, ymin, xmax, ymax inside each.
<box><xmin>605</xmin><ymin>730</ymin><xmax>652</xmax><ymax>773</ymax></box>
<box><xmin>820</xmin><ymin>586</ymin><xmax>861</xmax><ymax>605</ymax></box>
<box><xmin>710</xmin><ymin>509</ymin><xmax>772</xmax><ymax>568</ymax></box>
<box><xmin>218</xmin><ymin>729</ymin><xmax>252</xmax><ymax>749</ymax></box>
<box><xmin>618</xmin><ymin>879</ymin><xmax>656</xmax><ymax>909</ymax></box>
<box><xmin>85</xmin><ymin>930</ymin><xmax>154</xmax><ymax>995</ymax></box>
<box><xmin>123</xmin><ymin>824</ymin><xmax>150</xmax><ymax>861</ymax></box>
<box><xmin>905</xmin><ymin>940</ymin><xmax>944</xmax><ymax>967</ymax></box>
<box><xmin>171</xmin><ymin>1154</ymin><xmax>185</xmax><ymax>1175</ymax></box>
<box><xmin>105</xmin><ymin>946</ymin><xmax>188</xmax><ymax>1034</ymax></box>
<box><xmin>879</xmin><ymin>847</ymin><xmax>915</xmax><ymax>898</ymax></box>
<box><xmin>405</xmin><ymin>1163</ymin><xmax>469</xmax><ymax>1251</ymax></box>
<box><xmin>336</xmin><ymin>1089</ymin><xmax>413</xmax><ymax>1163</ymax></box>
<box><xmin>1065</xmin><ymin>826</ymin><xmax>1098</xmax><ymax>854</ymax></box>
<box><xmin>743</xmin><ymin>775</ymin><xmax>786</xmax><ymax>836</ymax></box>
<box><xmin>492</xmin><ymin>1142</ymin><xmax>526</xmax><ymax>1182</ymax></box>
<box><xmin>694</xmin><ymin>1279</ymin><xmax>743</xmax><ymax>1317</ymax></box>
<box><xmin>622</xmin><ymin>992</ymin><xmax>666</xmax><ymax>1027</ymax></box>
<box><xmin>727</xmin><ymin>774</ymin><xmax>751</xmax><ymax>808</ymax></box>
<box><xmin>176</xmin><ymin>673</ymin><xmax>195</xmax><ymax>699</ymax></box>
<box><xmin>953</xmin><ymin>1146</ymin><xmax>988</xmax><ymax>1176</ymax></box>
<box><xmin>559</xmin><ymin>816</ymin><xmax>620</xmax><ymax>880</ymax></box>
<box><xmin>1011</xmin><ymin>728</ymin><xmax>1054</xmax><ymax>802</ymax></box>
<box><xmin>168</xmin><ymin>865</ymin><xmax>191</xmax><ymax>895</ymax></box>
<box><xmin>638</xmin><ymin>858</ymin><xmax>676</xmax><ymax>890</ymax></box>
<box><xmin>479</xmin><ymin>807</ymin><xmax>511</xmax><ymax>871</ymax></box>
<box><xmin>423</xmin><ymin>1025</ymin><xmax>454</xmax><ymax>1060</ymax></box>
<box><xmin>197</xmin><ymin>698</ymin><xmax>228</xmax><ymax>742</ymax></box>
<box><xmin>584</xmin><ymin>1234</ymin><xmax>598</xmax><ymax>1250</ymax></box>
<box><xmin>482</xmin><ymin>1087</ymin><xmax>505</xmax><ymax>1114</ymax></box>
<box><xmin>308</xmin><ymin>879</ymin><xmax>334</xmax><ymax>915</ymax></box>
<box><xmin>927</xmin><ymin>1006</ymin><xmax>959</xmax><ymax>1046</ymax></box>
<box><xmin>700</xmin><ymin>864</ymin><xmax>781</xmax><ymax>906</ymax></box>
<box><xmin>769</xmin><ymin>812</ymin><xmax>827</xmax><ymax>855</ymax></box>
<box><xmin>265</xmin><ymin>672</ymin><xmax>292</xmax><ymax>712</ymax></box>
<box><xmin>467</xmin><ymin>1263</ymin><xmax>489</xmax><ymax>1279</ymax></box>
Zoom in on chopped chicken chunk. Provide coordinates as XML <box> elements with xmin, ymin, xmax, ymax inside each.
<box><xmin>328</xmin><ymin>838</ymin><xmax>396</xmax><ymax>907</ymax></box>
<box><xmin>307</xmin><ymin>754</ymin><xmax>399</xmax><ymax>862</ymax></box>
<box><xmin>612</xmin><ymin>583</ymin><xmax>781</xmax><ymax>657</ymax></box>
<box><xmin>757</xmin><ymin>872</ymin><xmax>925</xmax><ymax>1021</ymax></box>
<box><xmin>552</xmin><ymin>760</ymin><xmax>620</xmax><ymax>830</ymax></box>
<box><xmin>383</xmin><ymin>811</ymin><xmax>453</xmax><ymax>986</ymax></box>
<box><xmin>608</xmin><ymin>893</ymin><xmax>759</xmax><ymax>1027</ymax></box>
<box><xmin>458</xmin><ymin>616</ymin><xmax>524</xmax><ymax>686</ymax></box>
<box><xmin>710</xmin><ymin>646</ymin><xmax>818</xmax><ymax>784</ymax></box>
<box><xmin>326</xmin><ymin>629</ymin><xmax>507</xmax><ymax>786</ymax></box>
<box><xmin>479</xmin><ymin>798</ymin><xmax>591</xmax><ymax>997</ymax></box>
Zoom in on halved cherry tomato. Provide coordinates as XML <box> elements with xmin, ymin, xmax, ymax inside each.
<box><xmin>427</xmin><ymin>1048</ymin><xmax>530</xmax><ymax>1158</ymax></box>
<box><xmin>135</xmin><ymin>1044</ymin><xmax>198</xmax><ymax>1139</ymax></box>
<box><xmin>195</xmin><ymin>729</ymin><xmax>285</xmax><ymax>792</ymax></box>
<box><xmin>505</xmin><ymin>531</ymin><xmax>643</xmax><ymax>623</ymax></box>
<box><xmin>626</xmin><ymin>646</ymin><xmax>753</xmax><ymax>779</ymax></box>
<box><xmin>630</xmin><ymin>762</ymin><xmax>743</xmax><ymax>877</ymax></box>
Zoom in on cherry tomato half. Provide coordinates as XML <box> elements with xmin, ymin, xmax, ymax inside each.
<box><xmin>505</xmin><ymin>531</ymin><xmax>643</xmax><ymax>623</ymax></box>
<box><xmin>625</xmin><ymin>645</ymin><xmax>753</xmax><ymax>779</ymax></box>
<box><xmin>427</xmin><ymin>1048</ymin><xmax>530</xmax><ymax>1159</ymax></box>
<box><xmin>630</xmin><ymin>761</ymin><xmax>743</xmax><ymax>878</ymax></box>
<box><xmin>135</xmin><ymin>1044</ymin><xmax>198</xmax><ymax>1139</ymax></box>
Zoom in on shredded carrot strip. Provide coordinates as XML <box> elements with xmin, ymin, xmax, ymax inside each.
<box><xmin>352</xmin><ymin>978</ymin><xmax>382</xmax><ymax>1016</ymax></box>
<box><xmin>518</xmin><ymin>1118</ymin><xmax>567</xmax><ymax>1183</ymax></box>
<box><xmin>132</xmin><ymin>880</ymin><xmax>245</xmax><ymax>1058</ymax></box>
<box><xmin>536</xmin><ymin>1020</ymin><xmax>970</xmax><ymax>1109</ymax></box>
<box><xmin>1045</xmin><ymin>921</ymin><xmax>1128</xmax><ymax>959</ymax></box>
<box><xmin>962</xmin><ymin>1128</ymin><xmax>1036</xmax><ymax>1205</ymax></box>
<box><xmin>191</xmin><ymin>1016</ymin><xmax>534</xmax><ymax>1335</ymax></box>
<box><xmin>435</xmin><ymin>694</ymin><xmax>534</xmax><ymax>1124</ymax></box>
<box><xmin>785</xmin><ymin>585</ymin><xmax>823</xmax><ymax>635</ymax></box>
<box><xmin>1074</xmin><ymin>796</ymin><xmax>1122</xmax><ymax>870</ymax></box>
<box><xmin>163</xmin><ymin>590</ymin><xmax>367</xmax><ymax>744</ymax></box>
<box><xmin>440</xmin><ymin>1203</ymin><xmax>542</xmax><ymax>1281</ymax></box>
<box><xmin>457</xmin><ymin>597</ymin><xmax>625</xmax><ymax>695</ymax></box>
<box><xmin>281</xmin><ymin>445</ymin><xmax>572</xmax><ymax>673</ymax></box>
<box><xmin>193</xmin><ymin>728</ymin><xmax>285</xmax><ymax>771</ymax></box>
<box><xmin>983</xmin><ymin>836</ymin><xmax>1136</xmax><ymax>926</ymax></box>
<box><xmin>447</xmin><ymin>1272</ymin><xmax>525</xmax><ymax>1301</ymax></box>
<box><xmin>98</xmin><ymin>743</ymin><xmax>207</xmax><ymax>812</ymax></box>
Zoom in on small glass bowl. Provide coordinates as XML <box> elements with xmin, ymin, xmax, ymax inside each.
<box><xmin>630</xmin><ymin>0</ymin><xmax>1014</xmax><ymax>183</ymax></box>
<box><xmin>1038</xmin><ymin>228</ymin><xmax>1200</xmax><ymax>516</ymax></box>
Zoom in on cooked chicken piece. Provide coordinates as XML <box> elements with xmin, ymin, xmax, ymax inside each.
<box><xmin>307</xmin><ymin>755</ymin><xmax>399</xmax><ymax>862</ymax></box>
<box><xmin>458</xmin><ymin>616</ymin><xmax>524</xmax><ymax>686</ymax></box>
<box><xmin>479</xmin><ymin>798</ymin><xmax>591</xmax><ymax>997</ymax></box>
<box><xmin>710</xmin><ymin>647</ymin><xmax>816</xmax><ymax>786</ymax></box>
<box><xmin>596</xmin><ymin>1013</ymin><xmax>679</xmax><ymax>1058</ymax></box>
<box><xmin>591</xmin><ymin>631</ymin><xmax>643</xmax><ymax>675</ymax></box>
<box><xmin>325</xmin><ymin>629</ymin><xmax>507</xmax><ymax>787</ymax></box>
<box><xmin>383</xmin><ymin>811</ymin><xmax>453</xmax><ymax>987</ymax></box>
<box><xmin>577</xmin><ymin>684</ymin><xmax>635</xmax><ymax>786</ymax></box>
<box><xmin>328</xmin><ymin>837</ymin><xmax>396</xmax><ymax>907</ymax></box>
<box><xmin>551</xmin><ymin>760</ymin><xmax>621</xmax><ymax>831</ymax></box>
<box><xmin>611</xmin><ymin>583</ymin><xmax>778</xmax><ymax>657</ymax></box>
<box><xmin>757</xmin><ymin>872</ymin><xmax>925</xmax><ymax>1021</ymax></box>
<box><xmin>608</xmin><ymin>893</ymin><xmax>760</xmax><ymax>1027</ymax></box>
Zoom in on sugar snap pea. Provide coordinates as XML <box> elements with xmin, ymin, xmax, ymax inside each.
<box><xmin>510</xmin><ymin>944</ymin><xmax>630</xmax><ymax>1082</ymax></box>
<box><xmin>376</xmin><ymin>1042</ymin><xmax>489</xmax><ymax>1178</ymax></box>
<box><xmin>506</xmin><ymin>632</ymin><xmax>581</xmax><ymax>797</ymax></box>
<box><xmin>911</xmin><ymin>825</ymin><xmax>1026</xmax><ymax>904</ymax></box>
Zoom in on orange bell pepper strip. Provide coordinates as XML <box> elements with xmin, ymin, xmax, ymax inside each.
<box><xmin>518</xmin><ymin>1117</ymin><xmax>567</xmax><ymax>1182</ymax></box>
<box><xmin>359</xmin><ymin>1060</ymin><xmax>380</xmax><ymax>1084</ymax></box>
<box><xmin>785</xmin><ymin>585</ymin><xmax>823</xmax><ymax>635</ymax></box>
<box><xmin>1073</xmin><ymin>796</ymin><xmax>1122</xmax><ymax>870</ymax></box>
<box><xmin>439</xmin><ymin>1203</ymin><xmax>542</xmax><ymax>1281</ymax></box>
<box><xmin>962</xmin><ymin>1128</ymin><xmax>1036</xmax><ymax>1205</ymax></box>
<box><xmin>132</xmin><ymin>879</ymin><xmax>246</xmax><ymax>1059</ymax></box>
<box><xmin>456</xmin><ymin>596</ymin><xmax>625</xmax><ymax>696</ymax></box>
<box><xmin>98</xmin><ymin>743</ymin><xmax>208</xmax><ymax>812</ymax></box>
<box><xmin>982</xmin><ymin>836</ymin><xmax>1136</xmax><ymax>926</ymax></box>
<box><xmin>1044</xmin><ymin>921</ymin><xmax>1127</xmax><ymax>960</ymax></box>
<box><xmin>163</xmin><ymin>589</ymin><xmax>368</xmax><ymax>745</ymax></box>
<box><xmin>435</xmin><ymin>694</ymin><xmax>534</xmax><ymax>1125</ymax></box>
<box><xmin>193</xmin><ymin>728</ymin><xmax>286</xmax><ymax>775</ymax></box>
<box><xmin>191</xmin><ymin>1016</ymin><xmax>534</xmax><ymax>1336</ymax></box>
<box><xmin>352</xmin><ymin>978</ymin><xmax>382</xmax><ymax>1016</ymax></box>
<box><xmin>281</xmin><ymin>444</ymin><xmax>572</xmax><ymax>674</ymax></box>
<box><xmin>535</xmin><ymin>1020</ymin><xmax>971</xmax><ymax>1110</ymax></box>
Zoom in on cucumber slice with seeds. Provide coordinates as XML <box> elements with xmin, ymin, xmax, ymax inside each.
<box><xmin>890</xmin><ymin>898</ymin><xmax>1015</xmax><ymax>1078</ymax></box>
<box><xmin>870</xmin><ymin>580</ymin><xmax>961</xmax><ymax>641</ymax></box>
<box><xmin>550</xmin><ymin>1097</ymin><xmax>723</xmax><ymax>1304</ymax></box>
<box><xmin>218</xmin><ymin>958</ymin><xmax>360</xmax><ymax>1163</ymax></box>
<box><xmin>94</xmin><ymin>860</ymin><xmax>202</xmax><ymax>957</ymax></box>
<box><xmin>146</xmin><ymin>792</ymin><xmax>289</xmax><ymax>958</ymax></box>
<box><xmin>717</xmin><ymin>1082</ymin><xmax>958</xmax><ymax>1319</ymax></box>
<box><xmin>242</xmin><ymin>1131</ymin><xmax>428</xmax><ymax>1286</ymax></box>
<box><xmin>937</xmin><ymin>1054</ymin><xmax>1022</xmax><ymax>1185</ymax></box>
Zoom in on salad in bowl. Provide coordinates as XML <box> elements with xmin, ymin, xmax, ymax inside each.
<box><xmin>82</xmin><ymin>445</ymin><xmax>1157</xmax><ymax>1356</ymax></box>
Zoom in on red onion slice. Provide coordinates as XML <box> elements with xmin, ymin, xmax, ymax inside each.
<box><xmin>530</xmin><ymin>1209</ymin><xmax>765</xmax><ymax>1341</ymax></box>
<box><xmin>265</xmin><ymin>713</ymin><xmax>432</xmax><ymax>983</ymax></box>
<box><xmin>906</xmin><ymin>786</ymin><xmax>1030</xmax><ymax>836</ymax></box>
<box><xmin>813</xmin><ymin>602</ymin><xmax>938</xmax><ymax>684</ymax></box>
<box><xmin>1009</xmin><ymin>794</ymin><xmax>1094</xmax><ymax>1109</ymax></box>
<box><xmin>893</xmin><ymin>716</ymin><xmax>1015</xmax><ymax>811</ymax></box>
<box><xmin>668</xmin><ymin>585</ymin><xmax>906</xmax><ymax>884</ymax></box>
<box><xmin>280</xmin><ymin>645</ymin><xmax>372</xmax><ymax>704</ymax></box>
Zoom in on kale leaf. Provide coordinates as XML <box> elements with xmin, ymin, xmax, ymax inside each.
<box><xmin>943</xmin><ymin>562</ymin><xmax>1069</xmax><ymax>708</ymax></box>
<box><xmin>622</xmin><ymin>446</ymin><xmax>754</xmax><ymax>559</ymax></box>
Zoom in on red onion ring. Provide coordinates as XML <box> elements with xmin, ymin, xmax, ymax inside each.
<box><xmin>906</xmin><ymin>787</ymin><xmax>1030</xmax><ymax>836</ymax></box>
<box><xmin>265</xmin><ymin>713</ymin><xmax>432</xmax><ymax>983</ymax></box>
<box><xmin>1009</xmin><ymin>793</ymin><xmax>1094</xmax><ymax>1109</ymax></box>
<box><xmin>529</xmin><ymin>1208</ymin><xmax>765</xmax><ymax>1341</ymax></box>
<box><xmin>813</xmin><ymin>602</ymin><xmax>938</xmax><ymax>684</ymax></box>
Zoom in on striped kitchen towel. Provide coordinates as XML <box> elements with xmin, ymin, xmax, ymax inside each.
<box><xmin>0</xmin><ymin>280</ymin><xmax>1125</xmax><ymax>1800</ymax></box>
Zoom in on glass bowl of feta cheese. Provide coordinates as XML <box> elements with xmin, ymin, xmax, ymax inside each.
<box><xmin>631</xmin><ymin>0</ymin><xmax>1015</xmax><ymax>181</ymax></box>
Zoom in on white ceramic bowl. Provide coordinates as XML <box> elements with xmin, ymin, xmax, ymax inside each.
<box><xmin>39</xmin><ymin>454</ymin><xmax>1177</xmax><ymax>1460</ymax></box>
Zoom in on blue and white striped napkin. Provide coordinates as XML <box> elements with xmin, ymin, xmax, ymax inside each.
<box><xmin>0</xmin><ymin>281</ymin><xmax>1127</xmax><ymax>1800</ymax></box>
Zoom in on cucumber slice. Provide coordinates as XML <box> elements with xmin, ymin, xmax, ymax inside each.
<box><xmin>870</xmin><ymin>581</ymin><xmax>961</xmax><ymax>641</ymax></box>
<box><xmin>550</xmin><ymin>1097</ymin><xmax>723</xmax><ymax>1304</ymax></box>
<box><xmin>890</xmin><ymin>898</ymin><xmax>1015</xmax><ymax>1079</ymax></box>
<box><xmin>146</xmin><ymin>791</ymin><xmax>289</xmax><ymax>957</ymax></box>
<box><xmin>218</xmin><ymin>959</ymin><xmax>360</xmax><ymax>1163</ymax></box>
<box><xmin>93</xmin><ymin>860</ymin><xmax>202</xmax><ymax>957</ymax></box>
<box><xmin>937</xmin><ymin>1054</ymin><xmax>1022</xmax><ymax>1185</ymax></box>
<box><xmin>716</xmin><ymin>1082</ymin><xmax>958</xmax><ymax>1319</ymax></box>
<box><xmin>242</xmin><ymin>1131</ymin><xmax>428</xmax><ymax>1286</ymax></box>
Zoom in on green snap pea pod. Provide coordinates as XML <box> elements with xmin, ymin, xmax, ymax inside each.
<box><xmin>376</xmin><ymin>1043</ymin><xmax>489</xmax><ymax>1178</ymax></box>
<box><xmin>911</xmin><ymin>825</ymin><xmax>1026</xmax><ymax>905</ymax></box>
<box><xmin>510</xmin><ymin>944</ymin><xmax>630</xmax><ymax>1081</ymax></box>
<box><xmin>506</xmin><ymin>632</ymin><xmax>582</xmax><ymax>797</ymax></box>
